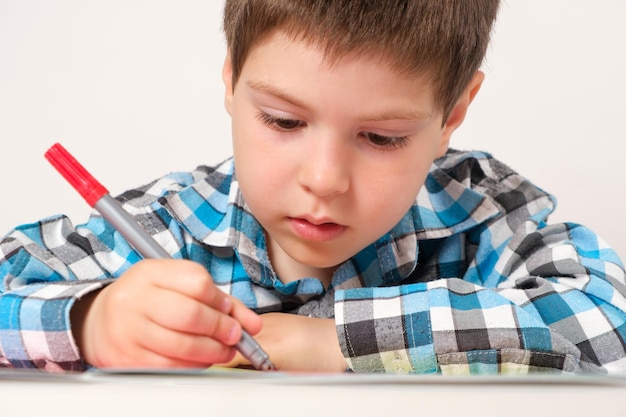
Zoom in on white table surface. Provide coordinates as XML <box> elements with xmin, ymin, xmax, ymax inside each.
<box><xmin>1</xmin><ymin>370</ymin><xmax>624</xmax><ymax>417</ymax></box>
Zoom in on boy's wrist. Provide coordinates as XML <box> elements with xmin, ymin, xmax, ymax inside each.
<box><xmin>70</xmin><ymin>289</ymin><xmax>102</xmax><ymax>364</ymax></box>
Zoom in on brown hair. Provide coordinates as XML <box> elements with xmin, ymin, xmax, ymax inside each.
<box><xmin>223</xmin><ymin>0</ymin><xmax>500</xmax><ymax>121</ymax></box>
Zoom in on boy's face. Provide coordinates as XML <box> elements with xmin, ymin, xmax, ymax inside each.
<box><xmin>223</xmin><ymin>32</ymin><xmax>479</xmax><ymax>284</ymax></box>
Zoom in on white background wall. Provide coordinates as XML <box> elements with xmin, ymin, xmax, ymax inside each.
<box><xmin>0</xmin><ymin>1</ymin><xmax>624</xmax><ymax>259</ymax></box>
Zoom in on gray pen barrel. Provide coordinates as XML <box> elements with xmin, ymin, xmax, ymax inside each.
<box><xmin>94</xmin><ymin>194</ymin><xmax>171</xmax><ymax>259</ymax></box>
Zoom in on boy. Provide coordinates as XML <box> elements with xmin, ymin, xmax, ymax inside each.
<box><xmin>1</xmin><ymin>0</ymin><xmax>625</xmax><ymax>374</ymax></box>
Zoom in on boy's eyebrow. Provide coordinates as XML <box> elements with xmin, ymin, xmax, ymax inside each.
<box><xmin>247</xmin><ymin>79</ymin><xmax>433</xmax><ymax>121</ymax></box>
<box><xmin>247</xmin><ymin>80</ymin><xmax>308</xmax><ymax>109</ymax></box>
<box><xmin>359</xmin><ymin>108</ymin><xmax>433</xmax><ymax>122</ymax></box>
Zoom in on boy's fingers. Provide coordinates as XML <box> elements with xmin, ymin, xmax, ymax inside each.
<box><xmin>98</xmin><ymin>336</ymin><xmax>237</xmax><ymax>369</ymax></box>
<box><xmin>140</xmin><ymin>260</ymin><xmax>261</xmax><ymax>334</ymax></box>
<box><xmin>145</xmin><ymin>259</ymin><xmax>233</xmax><ymax>312</ymax></box>
<box><xmin>137</xmin><ymin>320</ymin><xmax>238</xmax><ymax>365</ymax></box>
<box><xmin>145</xmin><ymin>286</ymin><xmax>243</xmax><ymax>345</ymax></box>
<box><xmin>99</xmin><ymin>347</ymin><xmax>218</xmax><ymax>369</ymax></box>
<box><xmin>128</xmin><ymin>259</ymin><xmax>262</xmax><ymax>348</ymax></box>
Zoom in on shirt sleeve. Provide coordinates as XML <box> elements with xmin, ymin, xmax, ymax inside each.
<box><xmin>0</xmin><ymin>215</ymin><xmax>123</xmax><ymax>370</ymax></box>
<box><xmin>334</xmin><ymin>220</ymin><xmax>626</xmax><ymax>374</ymax></box>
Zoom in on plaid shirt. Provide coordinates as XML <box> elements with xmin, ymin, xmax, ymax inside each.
<box><xmin>1</xmin><ymin>149</ymin><xmax>625</xmax><ymax>374</ymax></box>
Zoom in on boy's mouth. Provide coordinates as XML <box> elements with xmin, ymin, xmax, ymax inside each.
<box><xmin>288</xmin><ymin>217</ymin><xmax>347</xmax><ymax>242</ymax></box>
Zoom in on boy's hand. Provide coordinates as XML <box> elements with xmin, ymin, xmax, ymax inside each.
<box><xmin>71</xmin><ymin>259</ymin><xmax>262</xmax><ymax>369</ymax></box>
<box><xmin>218</xmin><ymin>313</ymin><xmax>347</xmax><ymax>372</ymax></box>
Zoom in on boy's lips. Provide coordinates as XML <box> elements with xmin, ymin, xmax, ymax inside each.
<box><xmin>288</xmin><ymin>216</ymin><xmax>347</xmax><ymax>242</ymax></box>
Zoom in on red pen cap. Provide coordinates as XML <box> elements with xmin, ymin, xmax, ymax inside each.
<box><xmin>44</xmin><ymin>142</ymin><xmax>109</xmax><ymax>207</ymax></box>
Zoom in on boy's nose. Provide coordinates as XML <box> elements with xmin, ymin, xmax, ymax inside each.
<box><xmin>297</xmin><ymin>136</ymin><xmax>350</xmax><ymax>197</ymax></box>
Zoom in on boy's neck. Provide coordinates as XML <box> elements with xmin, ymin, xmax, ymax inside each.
<box><xmin>266</xmin><ymin>234</ymin><xmax>335</xmax><ymax>289</ymax></box>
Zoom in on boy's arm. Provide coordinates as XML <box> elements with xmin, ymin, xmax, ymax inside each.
<box><xmin>0</xmin><ymin>280</ymin><xmax>110</xmax><ymax>371</ymax></box>
<box><xmin>335</xmin><ymin>221</ymin><xmax>626</xmax><ymax>374</ymax></box>
<box><xmin>0</xmin><ymin>216</ymin><xmax>118</xmax><ymax>370</ymax></box>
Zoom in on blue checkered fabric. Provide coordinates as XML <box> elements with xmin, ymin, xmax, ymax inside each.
<box><xmin>1</xmin><ymin>149</ymin><xmax>625</xmax><ymax>373</ymax></box>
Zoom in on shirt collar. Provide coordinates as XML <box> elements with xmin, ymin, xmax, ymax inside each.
<box><xmin>161</xmin><ymin>155</ymin><xmax>501</xmax><ymax>286</ymax></box>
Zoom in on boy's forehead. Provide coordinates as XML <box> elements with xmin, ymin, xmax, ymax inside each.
<box><xmin>246</xmin><ymin>29</ymin><xmax>435</xmax><ymax>85</ymax></box>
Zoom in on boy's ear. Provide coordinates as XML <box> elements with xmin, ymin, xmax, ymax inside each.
<box><xmin>222</xmin><ymin>54</ymin><xmax>234</xmax><ymax>116</ymax></box>
<box><xmin>437</xmin><ymin>71</ymin><xmax>485</xmax><ymax>156</ymax></box>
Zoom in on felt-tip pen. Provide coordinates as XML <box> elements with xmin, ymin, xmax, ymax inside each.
<box><xmin>44</xmin><ymin>142</ymin><xmax>276</xmax><ymax>372</ymax></box>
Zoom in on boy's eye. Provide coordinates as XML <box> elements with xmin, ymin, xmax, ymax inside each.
<box><xmin>257</xmin><ymin>111</ymin><xmax>305</xmax><ymax>131</ymax></box>
<box><xmin>364</xmin><ymin>132</ymin><xmax>410</xmax><ymax>150</ymax></box>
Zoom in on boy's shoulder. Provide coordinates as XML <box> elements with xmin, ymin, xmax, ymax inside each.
<box><xmin>432</xmin><ymin>148</ymin><xmax>556</xmax><ymax>217</ymax></box>
<box><xmin>435</xmin><ymin>148</ymin><xmax>514</xmax><ymax>183</ymax></box>
<box><xmin>114</xmin><ymin>158</ymin><xmax>235</xmax><ymax>209</ymax></box>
